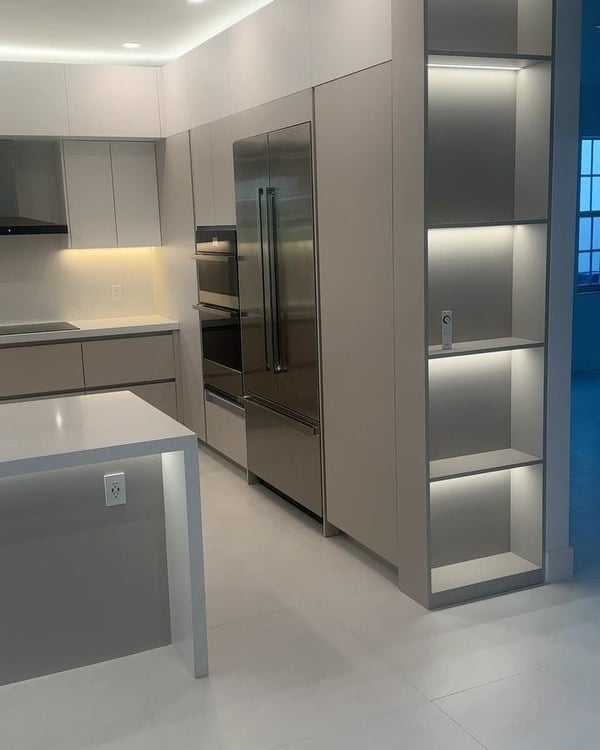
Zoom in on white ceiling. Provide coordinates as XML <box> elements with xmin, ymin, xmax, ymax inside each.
<box><xmin>0</xmin><ymin>0</ymin><xmax>276</xmax><ymax>66</ymax></box>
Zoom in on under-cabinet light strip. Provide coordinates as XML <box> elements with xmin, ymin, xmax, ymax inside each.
<box><xmin>428</xmin><ymin>63</ymin><xmax>522</xmax><ymax>71</ymax></box>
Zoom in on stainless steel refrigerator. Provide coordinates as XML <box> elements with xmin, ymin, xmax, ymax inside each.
<box><xmin>233</xmin><ymin>123</ymin><xmax>322</xmax><ymax>517</ymax></box>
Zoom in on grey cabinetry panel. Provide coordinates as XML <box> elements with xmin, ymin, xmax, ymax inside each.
<box><xmin>64</xmin><ymin>140</ymin><xmax>162</xmax><ymax>248</ymax></box>
<box><xmin>428</xmin><ymin>0</ymin><xmax>519</xmax><ymax>54</ymax></box>
<box><xmin>82</xmin><ymin>335</ymin><xmax>176</xmax><ymax>388</ymax></box>
<box><xmin>190</xmin><ymin>117</ymin><xmax>236</xmax><ymax>227</ymax></box>
<box><xmin>63</xmin><ymin>141</ymin><xmax>117</xmax><ymax>249</ymax></box>
<box><xmin>427</xmin><ymin>0</ymin><xmax>553</xmax><ymax>56</ymax></box>
<box><xmin>315</xmin><ymin>63</ymin><xmax>397</xmax><ymax>564</ymax></box>
<box><xmin>427</xmin><ymin>69</ymin><xmax>517</xmax><ymax>226</ymax></box>
<box><xmin>110</xmin><ymin>141</ymin><xmax>162</xmax><ymax>247</ymax></box>
<box><xmin>210</xmin><ymin>117</ymin><xmax>236</xmax><ymax>226</ymax></box>
<box><xmin>190</xmin><ymin>124</ymin><xmax>215</xmax><ymax>226</ymax></box>
<box><xmin>90</xmin><ymin>382</ymin><xmax>178</xmax><ymax>420</ymax></box>
<box><xmin>0</xmin><ymin>343</ymin><xmax>84</xmax><ymax>398</ymax></box>
<box><xmin>205</xmin><ymin>392</ymin><xmax>247</xmax><ymax>468</ymax></box>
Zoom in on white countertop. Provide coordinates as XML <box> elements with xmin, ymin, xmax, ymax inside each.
<box><xmin>0</xmin><ymin>391</ymin><xmax>196</xmax><ymax>478</ymax></box>
<box><xmin>0</xmin><ymin>315</ymin><xmax>179</xmax><ymax>347</ymax></box>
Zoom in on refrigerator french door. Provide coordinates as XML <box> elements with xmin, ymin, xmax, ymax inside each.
<box><xmin>234</xmin><ymin>123</ymin><xmax>322</xmax><ymax>517</ymax></box>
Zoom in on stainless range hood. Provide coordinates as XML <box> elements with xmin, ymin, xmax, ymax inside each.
<box><xmin>0</xmin><ymin>141</ymin><xmax>68</xmax><ymax>236</ymax></box>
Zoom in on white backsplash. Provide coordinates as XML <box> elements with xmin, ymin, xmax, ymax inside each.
<box><xmin>0</xmin><ymin>236</ymin><xmax>156</xmax><ymax>323</ymax></box>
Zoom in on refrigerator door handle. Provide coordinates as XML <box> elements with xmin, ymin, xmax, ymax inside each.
<box><xmin>258</xmin><ymin>187</ymin><xmax>274</xmax><ymax>372</ymax></box>
<box><xmin>267</xmin><ymin>187</ymin><xmax>285</xmax><ymax>374</ymax></box>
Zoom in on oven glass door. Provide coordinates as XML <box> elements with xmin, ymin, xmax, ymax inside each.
<box><xmin>195</xmin><ymin>253</ymin><xmax>239</xmax><ymax>310</ymax></box>
<box><xmin>197</xmin><ymin>304</ymin><xmax>242</xmax><ymax>373</ymax></box>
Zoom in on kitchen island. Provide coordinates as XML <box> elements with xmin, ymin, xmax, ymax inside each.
<box><xmin>0</xmin><ymin>392</ymin><xmax>207</xmax><ymax>685</ymax></box>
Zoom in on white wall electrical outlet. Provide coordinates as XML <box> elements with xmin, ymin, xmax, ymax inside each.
<box><xmin>104</xmin><ymin>472</ymin><xmax>127</xmax><ymax>507</ymax></box>
<box><xmin>111</xmin><ymin>284</ymin><xmax>122</xmax><ymax>302</ymax></box>
<box><xmin>441</xmin><ymin>310</ymin><xmax>453</xmax><ymax>350</ymax></box>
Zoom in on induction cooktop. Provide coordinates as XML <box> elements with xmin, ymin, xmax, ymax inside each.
<box><xmin>0</xmin><ymin>322</ymin><xmax>80</xmax><ymax>336</ymax></box>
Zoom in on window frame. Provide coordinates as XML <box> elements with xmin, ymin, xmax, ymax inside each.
<box><xmin>577</xmin><ymin>137</ymin><xmax>600</xmax><ymax>293</ymax></box>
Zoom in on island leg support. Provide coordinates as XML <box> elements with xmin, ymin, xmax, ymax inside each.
<box><xmin>161</xmin><ymin>442</ymin><xmax>208</xmax><ymax>678</ymax></box>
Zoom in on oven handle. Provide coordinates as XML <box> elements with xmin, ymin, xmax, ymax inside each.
<box><xmin>192</xmin><ymin>252</ymin><xmax>237</xmax><ymax>262</ymax></box>
<box><xmin>193</xmin><ymin>303</ymin><xmax>240</xmax><ymax>319</ymax></box>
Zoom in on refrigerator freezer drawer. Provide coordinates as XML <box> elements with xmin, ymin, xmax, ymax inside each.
<box><xmin>245</xmin><ymin>399</ymin><xmax>322</xmax><ymax>518</ymax></box>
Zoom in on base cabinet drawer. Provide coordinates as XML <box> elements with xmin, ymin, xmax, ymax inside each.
<box><xmin>0</xmin><ymin>343</ymin><xmax>84</xmax><ymax>398</ymax></box>
<box><xmin>88</xmin><ymin>382</ymin><xmax>178</xmax><ymax>420</ymax></box>
<box><xmin>82</xmin><ymin>335</ymin><xmax>176</xmax><ymax>388</ymax></box>
<box><xmin>205</xmin><ymin>391</ymin><xmax>247</xmax><ymax>468</ymax></box>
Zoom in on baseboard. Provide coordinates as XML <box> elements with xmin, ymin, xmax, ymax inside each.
<box><xmin>545</xmin><ymin>546</ymin><xmax>574</xmax><ymax>582</ymax></box>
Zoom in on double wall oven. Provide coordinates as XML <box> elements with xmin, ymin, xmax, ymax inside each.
<box><xmin>193</xmin><ymin>227</ymin><xmax>243</xmax><ymax>401</ymax></box>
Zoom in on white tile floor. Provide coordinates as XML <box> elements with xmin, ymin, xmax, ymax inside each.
<box><xmin>3</xmin><ymin>446</ymin><xmax>600</xmax><ymax>750</ymax></box>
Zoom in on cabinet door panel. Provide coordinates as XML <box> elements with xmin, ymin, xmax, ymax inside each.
<box><xmin>228</xmin><ymin>0</ymin><xmax>311</xmax><ymax>113</ymax></box>
<box><xmin>63</xmin><ymin>141</ymin><xmax>117</xmax><ymax>249</ymax></box>
<box><xmin>0</xmin><ymin>343</ymin><xmax>84</xmax><ymax>398</ymax></box>
<box><xmin>65</xmin><ymin>65</ymin><xmax>161</xmax><ymax>138</ymax></box>
<box><xmin>310</xmin><ymin>0</ymin><xmax>392</xmax><ymax>86</ymax></box>
<box><xmin>205</xmin><ymin>393</ymin><xmax>247</xmax><ymax>467</ymax></box>
<box><xmin>316</xmin><ymin>63</ymin><xmax>397</xmax><ymax>563</ymax></box>
<box><xmin>190</xmin><ymin>125</ymin><xmax>215</xmax><ymax>227</ymax></box>
<box><xmin>111</xmin><ymin>142</ymin><xmax>162</xmax><ymax>247</ymax></box>
<box><xmin>82</xmin><ymin>335</ymin><xmax>175</xmax><ymax>388</ymax></box>
<box><xmin>210</xmin><ymin>117</ymin><xmax>236</xmax><ymax>226</ymax></box>
<box><xmin>0</xmin><ymin>62</ymin><xmax>69</xmax><ymax>137</ymax></box>
<box><xmin>89</xmin><ymin>382</ymin><xmax>178</xmax><ymax>420</ymax></box>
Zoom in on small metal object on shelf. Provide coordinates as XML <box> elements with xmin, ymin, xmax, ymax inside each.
<box><xmin>441</xmin><ymin>310</ymin><xmax>453</xmax><ymax>350</ymax></box>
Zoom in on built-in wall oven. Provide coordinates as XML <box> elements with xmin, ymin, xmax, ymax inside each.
<box><xmin>193</xmin><ymin>226</ymin><xmax>243</xmax><ymax>400</ymax></box>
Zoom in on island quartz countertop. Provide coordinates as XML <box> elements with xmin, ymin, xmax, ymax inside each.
<box><xmin>0</xmin><ymin>391</ymin><xmax>195</xmax><ymax>478</ymax></box>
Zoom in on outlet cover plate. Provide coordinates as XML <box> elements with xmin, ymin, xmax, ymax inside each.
<box><xmin>104</xmin><ymin>472</ymin><xmax>127</xmax><ymax>507</ymax></box>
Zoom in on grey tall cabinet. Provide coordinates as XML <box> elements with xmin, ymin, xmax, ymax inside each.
<box><xmin>393</xmin><ymin>0</ymin><xmax>561</xmax><ymax>608</ymax></box>
<box><xmin>315</xmin><ymin>63</ymin><xmax>397</xmax><ymax>565</ymax></box>
<box><xmin>315</xmin><ymin>0</ymin><xmax>578</xmax><ymax>609</ymax></box>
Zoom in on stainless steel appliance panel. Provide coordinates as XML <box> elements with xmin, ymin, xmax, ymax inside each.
<box><xmin>267</xmin><ymin>124</ymin><xmax>319</xmax><ymax>421</ymax></box>
<box><xmin>233</xmin><ymin>134</ymin><xmax>278</xmax><ymax>404</ymax></box>
<box><xmin>245</xmin><ymin>398</ymin><xmax>322</xmax><ymax>517</ymax></box>
<box><xmin>194</xmin><ymin>252</ymin><xmax>239</xmax><ymax>310</ymax></box>
<box><xmin>194</xmin><ymin>303</ymin><xmax>243</xmax><ymax>399</ymax></box>
<box><xmin>202</xmin><ymin>359</ymin><xmax>243</xmax><ymax>400</ymax></box>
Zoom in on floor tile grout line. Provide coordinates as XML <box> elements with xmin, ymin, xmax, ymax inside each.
<box><xmin>430</xmin><ymin>658</ymin><xmax>565</xmax><ymax>703</ymax></box>
<box><xmin>433</xmin><ymin>701</ymin><xmax>490</xmax><ymax>750</ymax></box>
<box><xmin>312</xmin><ymin>601</ymin><xmax>433</xmax><ymax>704</ymax></box>
<box><xmin>270</xmin><ymin>703</ymin><xmax>469</xmax><ymax>750</ymax></box>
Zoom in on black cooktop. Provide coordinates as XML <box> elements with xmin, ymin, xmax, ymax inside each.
<box><xmin>0</xmin><ymin>322</ymin><xmax>80</xmax><ymax>336</ymax></box>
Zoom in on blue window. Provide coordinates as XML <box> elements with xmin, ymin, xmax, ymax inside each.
<box><xmin>578</xmin><ymin>139</ymin><xmax>600</xmax><ymax>289</ymax></box>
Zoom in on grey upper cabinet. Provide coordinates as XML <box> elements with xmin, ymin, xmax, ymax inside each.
<box><xmin>190</xmin><ymin>124</ymin><xmax>215</xmax><ymax>227</ymax></box>
<box><xmin>63</xmin><ymin>141</ymin><xmax>117</xmax><ymax>249</ymax></box>
<box><xmin>110</xmin><ymin>142</ymin><xmax>162</xmax><ymax>247</ymax></box>
<box><xmin>63</xmin><ymin>139</ymin><xmax>161</xmax><ymax>249</ymax></box>
<box><xmin>190</xmin><ymin>116</ymin><xmax>236</xmax><ymax>227</ymax></box>
<box><xmin>210</xmin><ymin>117</ymin><xmax>236</xmax><ymax>225</ymax></box>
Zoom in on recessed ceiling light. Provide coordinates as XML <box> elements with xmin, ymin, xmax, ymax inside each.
<box><xmin>121</xmin><ymin>42</ymin><xmax>142</xmax><ymax>49</ymax></box>
<box><xmin>188</xmin><ymin>0</ymin><xmax>206</xmax><ymax>4</ymax></box>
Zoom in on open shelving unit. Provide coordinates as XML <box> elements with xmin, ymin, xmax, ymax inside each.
<box><xmin>396</xmin><ymin>0</ymin><xmax>554</xmax><ymax>608</ymax></box>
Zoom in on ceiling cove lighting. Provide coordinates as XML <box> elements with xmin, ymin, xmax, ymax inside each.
<box><xmin>428</xmin><ymin>63</ymin><xmax>522</xmax><ymax>71</ymax></box>
<box><xmin>0</xmin><ymin>44</ymin><xmax>169</xmax><ymax>64</ymax></box>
